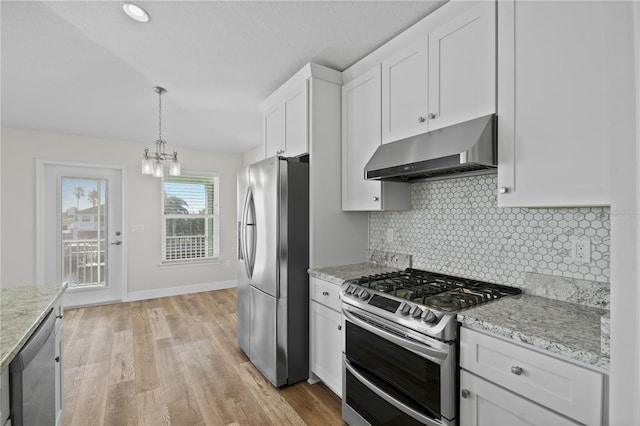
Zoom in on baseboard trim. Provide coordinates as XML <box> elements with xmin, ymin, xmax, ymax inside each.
<box><xmin>126</xmin><ymin>280</ymin><xmax>237</xmax><ymax>302</ymax></box>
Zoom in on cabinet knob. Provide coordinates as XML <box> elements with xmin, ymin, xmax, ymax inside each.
<box><xmin>373</xmin><ymin>196</ymin><xmax>380</xmax><ymax>202</ymax></box>
<box><xmin>511</xmin><ymin>366</ymin><xmax>523</xmax><ymax>376</ymax></box>
<box><xmin>322</xmin><ymin>291</ymin><xmax>329</xmax><ymax>296</ymax></box>
<box><xmin>428</xmin><ymin>113</ymin><xmax>437</xmax><ymax>119</ymax></box>
<box><xmin>338</xmin><ymin>325</ymin><xmax>342</xmax><ymax>331</ymax></box>
<box><xmin>418</xmin><ymin>116</ymin><xmax>426</xmax><ymax>123</ymax></box>
<box><xmin>461</xmin><ymin>389</ymin><xmax>470</xmax><ymax>399</ymax></box>
<box><xmin>499</xmin><ymin>187</ymin><xmax>510</xmax><ymax>194</ymax></box>
<box><xmin>276</xmin><ymin>149</ymin><xmax>284</xmax><ymax>155</ymax></box>
<box><xmin>55</xmin><ymin>356</ymin><xmax>60</xmax><ymax>363</ymax></box>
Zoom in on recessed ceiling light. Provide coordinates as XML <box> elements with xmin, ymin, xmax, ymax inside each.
<box><xmin>122</xmin><ymin>2</ymin><xmax>150</xmax><ymax>23</ymax></box>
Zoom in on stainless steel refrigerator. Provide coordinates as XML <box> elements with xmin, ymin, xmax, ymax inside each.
<box><xmin>237</xmin><ymin>155</ymin><xmax>309</xmax><ymax>387</ymax></box>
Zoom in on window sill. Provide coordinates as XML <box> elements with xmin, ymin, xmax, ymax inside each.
<box><xmin>157</xmin><ymin>258</ymin><xmax>222</xmax><ymax>268</ymax></box>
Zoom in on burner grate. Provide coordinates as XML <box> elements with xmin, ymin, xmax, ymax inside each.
<box><xmin>349</xmin><ymin>268</ymin><xmax>521</xmax><ymax>312</ymax></box>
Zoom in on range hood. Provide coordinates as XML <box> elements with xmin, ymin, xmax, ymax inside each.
<box><xmin>365</xmin><ymin>114</ymin><xmax>497</xmax><ymax>182</ymax></box>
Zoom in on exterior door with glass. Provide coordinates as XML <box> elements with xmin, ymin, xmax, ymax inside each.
<box><xmin>40</xmin><ymin>162</ymin><xmax>124</xmax><ymax>307</ymax></box>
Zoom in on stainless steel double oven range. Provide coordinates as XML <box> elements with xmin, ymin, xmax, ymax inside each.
<box><xmin>340</xmin><ymin>268</ymin><xmax>521</xmax><ymax>426</ymax></box>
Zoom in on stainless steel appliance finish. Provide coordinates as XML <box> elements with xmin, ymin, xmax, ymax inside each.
<box><xmin>10</xmin><ymin>308</ymin><xmax>56</xmax><ymax>426</ymax></box>
<box><xmin>340</xmin><ymin>268</ymin><xmax>521</xmax><ymax>426</ymax></box>
<box><xmin>237</xmin><ymin>156</ymin><xmax>309</xmax><ymax>387</ymax></box>
<box><xmin>364</xmin><ymin>114</ymin><xmax>497</xmax><ymax>182</ymax></box>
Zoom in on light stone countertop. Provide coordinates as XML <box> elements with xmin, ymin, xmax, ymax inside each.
<box><xmin>458</xmin><ymin>294</ymin><xmax>609</xmax><ymax>370</ymax></box>
<box><xmin>308</xmin><ymin>262</ymin><xmax>400</xmax><ymax>285</ymax></box>
<box><xmin>309</xmin><ymin>263</ymin><xmax>609</xmax><ymax>370</ymax></box>
<box><xmin>1</xmin><ymin>283</ymin><xmax>67</xmax><ymax>372</ymax></box>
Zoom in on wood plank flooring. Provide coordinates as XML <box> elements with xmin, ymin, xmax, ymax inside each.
<box><xmin>62</xmin><ymin>289</ymin><xmax>345</xmax><ymax>426</ymax></box>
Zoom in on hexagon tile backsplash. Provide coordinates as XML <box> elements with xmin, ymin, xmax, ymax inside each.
<box><xmin>369</xmin><ymin>174</ymin><xmax>610</xmax><ymax>286</ymax></box>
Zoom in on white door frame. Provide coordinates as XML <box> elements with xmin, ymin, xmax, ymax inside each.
<box><xmin>36</xmin><ymin>159</ymin><xmax>127</xmax><ymax>304</ymax></box>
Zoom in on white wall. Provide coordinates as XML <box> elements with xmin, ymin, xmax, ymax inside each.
<box><xmin>242</xmin><ymin>145</ymin><xmax>263</xmax><ymax>166</ymax></box>
<box><xmin>609</xmin><ymin>1</ymin><xmax>640</xmax><ymax>424</ymax></box>
<box><xmin>0</xmin><ymin>128</ymin><xmax>243</xmax><ymax>297</ymax></box>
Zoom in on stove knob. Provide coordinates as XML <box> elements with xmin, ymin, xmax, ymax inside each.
<box><xmin>410</xmin><ymin>306</ymin><xmax>423</xmax><ymax>319</ymax></box>
<box><xmin>345</xmin><ymin>285</ymin><xmax>354</xmax><ymax>295</ymax></box>
<box><xmin>399</xmin><ymin>303</ymin><xmax>411</xmax><ymax>316</ymax></box>
<box><xmin>422</xmin><ymin>310</ymin><xmax>437</xmax><ymax>324</ymax></box>
<box><xmin>359</xmin><ymin>290</ymin><xmax>371</xmax><ymax>301</ymax></box>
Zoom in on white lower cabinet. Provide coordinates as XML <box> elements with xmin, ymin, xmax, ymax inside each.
<box><xmin>460</xmin><ymin>327</ymin><xmax>604</xmax><ymax>425</ymax></box>
<box><xmin>309</xmin><ymin>277</ymin><xmax>343</xmax><ymax>397</ymax></box>
<box><xmin>460</xmin><ymin>370</ymin><xmax>579</xmax><ymax>426</ymax></box>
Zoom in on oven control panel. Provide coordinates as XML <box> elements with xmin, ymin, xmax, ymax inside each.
<box><xmin>342</xmin><ymin>284</ymin><xmax>443</xmax><ymax>327</ymax></box>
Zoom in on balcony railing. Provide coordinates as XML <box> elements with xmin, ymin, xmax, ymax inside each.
<box><xmin>62</xmin><ymin>239</ymin><xmax>105</xmax><ymax>288</ymax></box>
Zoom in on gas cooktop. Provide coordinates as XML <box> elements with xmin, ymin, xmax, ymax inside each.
<box><xmin>345</xmin><ymin>268</ymin><xmax>521</xmax><ymax>313</ymax></box>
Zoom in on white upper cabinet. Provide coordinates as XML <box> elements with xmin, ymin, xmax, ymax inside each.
<box><xmin>428</xmin><ymin>0</ymin><xmax>496</xmax><ymax>131</ymax></box>
<box><xmin>497</xmin><ymin>0</ymin><xmax>625</xmax><ymax>207</ymax></box>
<box><xmin>381</xmin><ymin>40</ymin><xmax>428</xmax><ymax>143</ymax></box>
<box><xmin>262</xmin><ymin>79</ymin><xmax>309</xmax><ymax>158</ymax></box>
<box><xmin>342</xmin><ymin>65</ymin><xmax>411</xmax><ymax>211</ymax></box>
<box><xmin>379</xmin><ymin>1</ymin><xmax>495</xmax><ymax>144</ymax></box>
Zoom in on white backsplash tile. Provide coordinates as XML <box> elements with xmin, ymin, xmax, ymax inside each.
<box><xmin>369</xmin><ymin>174</ymin><xmax>610</xmax><ymax>286</ymax></box>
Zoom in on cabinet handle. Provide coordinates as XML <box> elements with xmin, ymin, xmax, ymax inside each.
<box><xmin>461</xmin><ymin>389</ymin><xmax>470</xmax><ymax>399</ymax></box>
<box><xmin>511</xmin><ymin>366</ymin><xmax>523</xmax><ymax>376</ymax></box>
<box><xmin>322</xmin><ymin>291</ymin><xmax>329</xmax><ymax>296</ymax></box>
<box><xmin>373</xmin><ymin>196</ymin><xmax>380</xmax><ymax>202</ymax></box>
<box><xmin>428</xmin><ymin>113</ymin><xmax>437</xmax><ymax>119</ymax></box>
<box><xmin>56</xmin><ymin>314</ymin><xmax>63</xmax><ymax>319</ymax></box>
<box><xmin>499</xmin><ymin>187</ymin><xmax>510</xmax><ymax>194</ymax></box>
<box><xmin>418</xmin><ymin>116</ymin><xmax>426</xmax><ymax>123</ymax></box>
<box><xmin>338</xmin><ymin>325</ymin><xmax>342</xmax><ymax>331</ymax></box>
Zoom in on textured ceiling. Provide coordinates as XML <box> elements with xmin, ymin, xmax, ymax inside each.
<box><xmin>1</xmin><ymin>1</ymin><xmax>445</xmax><ymax>154</ymax></box>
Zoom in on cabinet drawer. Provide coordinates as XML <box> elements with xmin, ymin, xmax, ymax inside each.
<box><xmin>460</xmin><ymin>327</ymin><xmax>603</xmax><ymax>425</ymax></box>
<box><xmin>310</xmin><ymin>277</ymin><xmax>341</xmax><ymax>311</ymax></box>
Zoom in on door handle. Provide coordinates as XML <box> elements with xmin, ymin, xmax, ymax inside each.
<box><xmin>110</xmin><ymin>241</ymin><xmax>122</xmax><ymax>245</ymax></box>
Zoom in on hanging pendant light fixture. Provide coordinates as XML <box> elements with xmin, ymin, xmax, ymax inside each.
<box><xmin>141</xmin><ymin>86</ymin><xmax>181</xmax><ymax>177</ymax></box>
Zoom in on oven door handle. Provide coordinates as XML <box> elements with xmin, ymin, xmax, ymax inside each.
<box><xmin>344</xmin><ymin>357</ymin><xmax>443</xmax><ymax>426</ymax></box>
<box><xmin>343</xmin><ymin>308</ymin><xmax>448</xmax><ymax>363</ymax></box>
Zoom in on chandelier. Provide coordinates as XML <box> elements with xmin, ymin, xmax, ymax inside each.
<box><xmin>141</xmin><ymin>86</ymin><xmax>181</xmax><ymax>177</ymax></box>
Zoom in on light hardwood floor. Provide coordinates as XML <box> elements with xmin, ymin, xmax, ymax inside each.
<box><xmin>62</xmin><ymin>289</ymin><xmax>345</xmax><ymax>426</ymax></box>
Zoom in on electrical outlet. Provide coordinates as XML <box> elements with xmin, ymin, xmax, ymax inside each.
<box><xmin>386</xmin><ymin>228</ymin><xmax>394</xmax><ymax>244</ymax></box>
<box><xmin>572</xmin><ymin>239</ymin><xmax>591</xmax><ymax>263</ymax></box>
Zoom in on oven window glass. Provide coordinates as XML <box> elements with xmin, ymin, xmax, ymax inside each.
<box><xmin>346</xmin><ymin>322</ymin><xmax>442</xmax><ymax>417</ymax></box>
<box><xmin>346</xmin><ymin>370</ymin><xmax>426</xmax><ymax>426</ymax></box>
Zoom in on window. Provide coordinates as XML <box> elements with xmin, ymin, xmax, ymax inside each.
<box><xmin>161</xmin><ymin>173</ymin><xmax>220</xmax><ymax>263</ymax></box>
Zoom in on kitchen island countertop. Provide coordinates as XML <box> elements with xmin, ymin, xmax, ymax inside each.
<box><xmin>0</xmin><ymin>283</ymin><xmax>67</xmax><ymax>372</ymax></box>
<box><xmin>308</xmin><ymin>262</ymin><xmax>400</xmax><ymax>286</ymax></box>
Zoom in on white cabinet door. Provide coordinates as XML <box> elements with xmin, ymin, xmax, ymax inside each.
<box><xmin>497</xmin><ymin>1</ymin><xmax>614</xmax><ymax>207</ymax></box>
<box><xmin>460</xmin><ymin>370</ymin><xmax>580</xmax><ymax>426</ymax></box>
<box><xmin>428</xmin><ymin>1</ymin><xmax>496</xmax><ymax>131</ymax></box>
<box><xmin>310</xmin><ymin>301</ymin><xmax>343</xmax><ymax>397</ymax></box>
<box><xmin>264</xmin><ymin>105</ymin><xmax>283</xmax><ymax>158</ymax></box>
<box><xmin>282</xmin><ymin>83</ymin><xmax>309</xmax><ymax>158</ymax></box>
<box><xmin>342</xmin><ymin>65</ymin><xmax>411</xmax><ymax>211</ymax></box>
<box><xmin>342</xmin><ymin>65</ymin><xmax>384</xmax><ymax>211</ymax></box>
<box><xmin>263</xmin><ymin>83</ymin><xmax>309</xmax><ymax>158</ymax></box>
<box><xmin>381</xmin><ymin>40</ymin><xmax>428</xmax><ymax>143</ymax></box>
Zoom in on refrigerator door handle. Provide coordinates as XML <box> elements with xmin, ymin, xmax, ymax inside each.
<box><xmin>237</xmin><ymin>221</ymin><xmax>243</xmax><ymax>260</ymax></box>
<box><xmin>242</xmin><ymin>187</ymin><xmax>256</xmax><ymax>279</ymax></box>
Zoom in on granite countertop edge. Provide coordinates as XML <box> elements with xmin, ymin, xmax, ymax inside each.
<box><xmin>1</xmin><ymin>283</ymin><xmax>68</xmax><ymax>372</ymax></box>
<box><xmin>308</xmin><ymin>263</ymin><xmax>609</xmax><ymax>371</ymax></box>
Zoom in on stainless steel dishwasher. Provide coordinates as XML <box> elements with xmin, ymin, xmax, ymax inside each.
<box><xmin>10</xmin><ymin>308</ymin><xmax>56</xmax><ymax>426</ymax></box>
